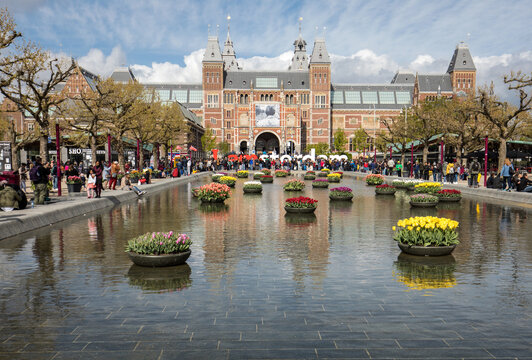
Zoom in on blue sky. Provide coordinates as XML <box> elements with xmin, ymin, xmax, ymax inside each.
<box><xmin>4</xmin><ymin>0</ymin><xmax>532</xmax><ymax>94</ymax></box>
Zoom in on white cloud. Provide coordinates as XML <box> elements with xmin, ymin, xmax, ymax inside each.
<box><xmin>238</xmin><ymin>51</ymin><xmax>292</xmax><ymax>72</ymax></box>
<box><xmin>78</xmin><ymin>46</ymin><xmax>127</xmax><ymax>77</ymax></box>
<box><xmin>130</xmin><ymin>49</ymin><xmax>204</xmax><ymax>83</ymax></box>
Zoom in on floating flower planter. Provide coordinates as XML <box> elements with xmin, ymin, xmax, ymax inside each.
<box><xmin>211</xmin><ymin>173</ymin><xmax>226</xmax><ymax>183</ymax></box>
<box><xmin>243</xmin><ymin>181</ymin><xmax>262</xmax><ymax>194</ymax></box>
<box><xmin>284</xmin><ymin>196</ymin><xmax>318</xmax><ymax>213</ymax></box>
<box><xmin>283</xmin><ymin>179</ymin><xmax>305</xmax><ymax>191</ymax></box>
<box><xmin>329</xmin><ymin>187</ymin><xmax>353</xmax><ymax>201</ymax></box>
<box><xmin>260</xmin><ymin>175</ymin><xmax>274</xmax><ymax>183</ymax></box>
<box><xmin>375</xmin><ymin>184</ymin><xmax>396</xmax><ymax>195</ymax></box>
<box><xmin>126</xmin><ymin>232</ymin><xmax>192</xmax><ymax>267</ymax></box>
<box><xmin>409</xmin><ymin>194</ymin><xmax>439</xmax><ymax>207</ymax></box>
<box><xmin>253</xmin><ymin>172</ymin><xmax>264</xmax><ymax>180</ymax></box>
<box><xmin>393</xmin><ymin>216</ymin><xmax>459</xmax><ymax>256</ymax></box>
<box><xmin>365</xmin><ymin>174</ymin><xmax>385</xmax><ymax>185</ymax></box>
<box><xmin>261</xmin><ymin>169</ymin><xmax>271</xmax><ymax>175</ymax></box>
<box><xmin>312</xmin><ymin>179</ymin><xmax>329</xmax><ymax>188</ymax></box>
<box><xmin>327</xmin><ymin>173</ymin><xmax>341</xmax><ymax>183</ymax></box>
<box><xmin>197</xmin><ymin>183</ymin><xmax>231</xmax><ymax>203</ymax></box>
<box><xmin>392</xmin><ymin>179</ymin><xmax>423</xmax><ymax>190</ymax></box>
<box><xmin>414</xmin><ymin>182</ymin><xmax>442</xmax><ymax>194</ymax></box>
<box><xmin>219</xmin><ymin>176</ymin><xmax>237</xmax><ymax>187</ymax></box>
<box><xmin>436</xmin><ymin>189</ymin><xmax>462</xmax><ymax>202</ymax></box>
<box><xmin>304</xmin><ymin>174</ymin><xmax>316</xmax><ymax>180</ymax></box>
<box><xmin>275</xmin><ymin>170</ymin><xmax>289</xmax><ymax>177</ymax></box>
<box><xmin>236</xmin><ymin>170</ymin><xmax>249</xmax><ymax>178</ymax></box>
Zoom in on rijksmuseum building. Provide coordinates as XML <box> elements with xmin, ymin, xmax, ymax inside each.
<box><xmin>115</xmin><ymin>25</ymin><xmax>477</xmax><ymax>156</ymax></box>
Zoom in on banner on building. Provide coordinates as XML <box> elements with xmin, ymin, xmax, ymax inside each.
<box><xmin>255</xmin><ymin>104</ymin><xmax>280</xmax><ymax>127</ymax></box>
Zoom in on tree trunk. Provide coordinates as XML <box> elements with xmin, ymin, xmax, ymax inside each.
<box><xmin>153</xmin><ymin>144</ymin><xmax>159</xmax><ymax>170</ymax></box>
<box><xmin>139</xmin><ymin>143</ymin><xmax>144</xmax><ymax>172</ymax></box>
<box><xmin>90</xmin><ymin>135</ymin><xmax>98</xmax><ymax>166</ymax></box>
<box><xmin>498</xmin><ymin>138</ymin><xmax>507</xmax><ymax>173</ymax></box>
<box><xmin>116</xmin><ymin>142</ymin><xmax>126</xmax><ymax>173</ymax></box>
<box><xmin>161</xmin><ymin>143</ymin><xmax>167</xmax><ymax>166</ymax></box>
<box><xmin>11</xmin><ymin>145</ymin><xmax>20</xmax><ymax>170</ymax></box>
<box><xmin>40</xmin><ymin>134</ymin><xmax>49</xmax><ymax>163</ymax></box>
<box><xmin>422</xmin><ymin>144</ymin><xmax>428</xmax><ymax>164</ymax></box>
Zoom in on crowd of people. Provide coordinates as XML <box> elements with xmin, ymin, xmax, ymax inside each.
<box><xmin>2</xmin><ymin>153</ymin><xmax>530</xmax><ymax>210</ymax></box>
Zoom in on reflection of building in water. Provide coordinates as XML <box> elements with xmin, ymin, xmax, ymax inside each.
<box><xmin>201</xmin><ymin>187</ymin><xmax>330</xmax><ymax>290</ymax></box>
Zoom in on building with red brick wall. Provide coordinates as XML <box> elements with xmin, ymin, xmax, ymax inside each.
<box><xmin>138</xmin><ymin>23</ymin><xmax>476</xmax><ymax>155</ymax></box>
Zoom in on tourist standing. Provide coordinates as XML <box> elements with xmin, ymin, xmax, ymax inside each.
<box><xmin>29</xmin><ymin>157</ymin><xmax>49</xmax><ymax>205</ymax></box>
<box><xmin>93</xmin><ymin>161</ymin><xmax>103</xmax><ymax>198</ymax></box>
<box><xmin>87</xmin><ymin>169</ymin><xmax>96</xmax><ymax>198</ymax></box>
<box><xmin>469</xmin><ymin>158</ymin><xmax>481</xmax><ymax>188</ymax></box>
<box><xmin>501</xmin><ymin>158</ymin><xmax>514</xmax><ymax>191</ymax></box>
<box><xmin>108</xmin><ymin>161</ymin><xmax>119</xmax><ymax>190</ymax></box>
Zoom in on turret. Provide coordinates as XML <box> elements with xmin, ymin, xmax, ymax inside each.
<box><xmin>289</xmin><ymin>17</ymin><xmax>308</xmax><ymax>71</ymax></box>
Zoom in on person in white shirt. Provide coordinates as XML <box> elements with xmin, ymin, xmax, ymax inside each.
<box><xmin>87</xmin><ymin>170</ymin><xmax>96</xmax><ymax>198</ymax></box>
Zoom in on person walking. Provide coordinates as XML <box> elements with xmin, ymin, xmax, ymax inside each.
<box><xmin>93</xmin><ymin>161</ymin><xmax>103</xmax><ymax>198</ymax></box>
<box><xmin>500</xmin><ymin>158</ymin><xmax>514</xmax><ymax>191</ymax></box>
<box><xmin>469</xmin><ymin>158</ymin><xmax>481</xmax><ymax>188</ymax></box>
<box><xmin>108</xmin><ymin>161</ymin><xmax>119</xmax><ymax>190</ymax></box>
<box><xmin>19</xmin><ymin>164</ymin><xmax>28</xmax><ymax>193</ymax></box>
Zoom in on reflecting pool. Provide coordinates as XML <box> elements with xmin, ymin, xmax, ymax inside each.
<box><xmin>1</xmin><ymin>174</ymin><xmax>531</xmax><ymax>359</ymax></box>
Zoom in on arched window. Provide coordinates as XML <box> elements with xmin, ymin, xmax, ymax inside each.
<box><xmin>245</xmin><ymin>94</ymin><xmax>248</xmax><ymax>104</ymax></box>
<box><xmin>261</xmin><ymin>94</ymin><xmax>264</xmax><ymax>101</ymax></box>
<box><xmin>269</xmin><ymin>94</ymin><xmax>273</xmax><ymax>101</ymax></box>
<box><xmin>290</xmin><ymin>95</ymin><xmax>294</xmax><ymax>104</ymax></box>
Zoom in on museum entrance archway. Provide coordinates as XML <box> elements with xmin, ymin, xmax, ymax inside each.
<box><xmin>239</xmin><ymin>141</ymin><xmax>248</xmax><ymax>154</ymax></box>
<box><xmin>255</xmin><ymin>132</ymin><xmax>280</xmax><ymax>154</ymax></box>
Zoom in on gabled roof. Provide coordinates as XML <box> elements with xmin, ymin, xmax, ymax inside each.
<box><xmin>417</xmin><ymin>74</ymin><xmax>453</xmax><ymax>92</ymax></box>
<box><xmin>80</xmin><ymin>67</ymin><xmax>99</xmax><ymax>92</ymax></box>
<box><xmin>391</xmin><ymin>72</ymin><xmax>415</xmax><ymax>84</ymax></box>
<box><xmin>178</xmin><ymin>102</ymin><xmax>202</xmax><ymax>127</ymax></box>
<box><xmin>110</xmin><ymin>67</ymin><xmax>136</xmax><ymax>83</ymax></box>
<box><xmin>447</xmin><ymin>42</ymin><xmax>476</xmax><ymax>73</ymax></box>
<box><xmin>309</xmin><ymin>38</ymin><xmax>330</xmax><ymax>64</ymax></box>
<box><xmin>203</xmin><ymin>36</ymin><xmax>223</xmax><ymax>62</ymax></box>
<box><xmin>223</xmin><ymin>71</ymin><xmax>310</xmax><ymax>90</ymax></box>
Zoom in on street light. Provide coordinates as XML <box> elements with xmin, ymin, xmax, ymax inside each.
<box><xmin>55</xmin><ymin>120</ymin><xmax>61</xmax><ymax>197</ymax></box>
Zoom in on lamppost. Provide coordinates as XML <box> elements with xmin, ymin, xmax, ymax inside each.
<box><xmin>55</xmin><ymin>121</ymin><xmax>61</xmax><ymax>197</ymax></box>
<box><xmin>410</xmin><ymin>142</ymin><xmax>414</xmax><ymax>177</ymax></box>
<box><xmin>136</xmin><ymin>138</ymin><xmax>140</xmax><ymax>170</ymax></box>
<box><xmin>107</xmin><ymin>131</ymin><xmax>112</xmax><ymax>167</ymax></box>
<box><xmin>440</xmin><ymin>140</ymin><xmax>444</xmax><ymax>164</ymax></box>
<box><xmin>484</xmin><ymin>131</ymin><xmax>489</xmax><ymax>187</ymax></box>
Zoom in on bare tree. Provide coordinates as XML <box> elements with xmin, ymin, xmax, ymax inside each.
<box><xmin>0</xmin><ymin>43</ymin><xmax>76</xmax><ymax>162</ymax></box>
<box><xmin>0</xmin><ymin>8</ymin><xmax>22</xmax><ymax>88</ymax></box>
<box><xmin>380</xmin><ymin>107</ymin><xmax>415</xmax><ymax>166</ymax></box>
<box><xmin>412</xmin><ymin>99</ymin><xmax>447</xmax><ymax>163</ymax></box>
<box><xmin>478</xmin><ymin>79</ymin><xmax>532</xmax><ymax>171</ymax></box>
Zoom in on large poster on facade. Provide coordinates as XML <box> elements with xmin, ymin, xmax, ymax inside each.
<box><xmin>0</xmin><ymin>141</ymin><xmax>12</xmax><ymax>171</ymax></box>
<box><xmin>255</xmin><ymin>104</ymin><xmax>280</xmax><ymax>127</ymax></box>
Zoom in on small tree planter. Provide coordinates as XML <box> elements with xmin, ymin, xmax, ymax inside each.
<box><xmin>260</xmin><ymin>177</ymin><xmax>274</xmax><ymax>183</ymax></box>
<box><xmin>437</xmin><ymin>196</ymin><xmax>462</xmax><ymax>203</ymax></box>
<box><xmin>304</xmin><ymin>175</ymin><xmax>316</xmax><ymax>180</ymax></box>
<box><xmin>127</xmin><ymin>250</ymin><xmax>191</xmax><ymax>267</ymax></box>
<box><xmin>375</xmin><ymin>189</ymin><xmax>396</xmax><ymax>195</ymax></box>
<box><xmin>243</xmin><ymin>188</ymin><xmax>262</xmax><ymax>194</ymax></box>
<box><xmin>398</xmin><ymin>243</ymin><xmax>456</xmax><ymax>256</ymax></box>
<box><xmin>329</xmin><ymin>194</ymin><xmax>353</xmax><ymax>201</ymax></box>
<box><xmin>410</xmin><ymin>201</ymin><xmax>438</xmax><ymax>208</ymax></box>
<box><xmin>312</xmin><ymin>182</ymin><xmax>329</xmax><ymax>189</ymax></box>
<box><xmin>284</xmin><ymin>206</ymin><xmax>316</xmax><ymax>214</ymax></box>
<box><xmin>67</xmin><ymin>183</ymin><xmax>83</xmax><ymax>193</ymax></box>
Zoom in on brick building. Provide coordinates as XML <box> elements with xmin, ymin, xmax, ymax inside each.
<box><xmin>141</xmin><ymin>24</ymin><xmax>476</xmax><ymax>155</ymax></box>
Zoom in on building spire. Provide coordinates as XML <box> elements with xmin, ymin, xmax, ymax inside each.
<box><xmin>289</xmin><ymin>17</ymin><xmax>308</xmax><ymax>71</ymax></box>
<box><xmin>222</xmin><ymin>14</ymin><xmax>240</xmax><ymax>71</ymax></box>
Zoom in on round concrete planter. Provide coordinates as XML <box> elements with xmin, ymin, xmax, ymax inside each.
<box><xmin>284</xmin><ymin>206</ymin><xmax>316</xmax><ymax>214</ymax></box>
<box><xmin>327</xmin><ymin>178</ymin><xmax>341</xmax><ymax>183</ymax></box>
<box><xmin>317</xmin><ymin>172</ymin><xmax>328</xmax><ymax>178</ymax></box>
<box><xmin>199</xmin><ymin>198</ymin><xmax>226</xmax><ymax>204</ymax></box>
<box><xmin>329</xmin><ymin>194</ymin><xmax>353</xmax><ymax>201</ymax></box>
<box><xmin>67</xmin><ymin>183</ymin><xmax>83</xmax><ymax>193</ymax></box>
<box><xmin>304</xmin><ymin>175</ymin><xmax>316</xmax><ymax>180</ymax></box>
<box><xmin>375</xmin><ymin>189</ymin><xmax>396</xmax><ymax>195</ymax></box>
<box><xmin>236</xmin><ymin>174</ymin><xmax>248</xmax><ymax>179</ymax></box>
<box><xmin>243</xmin><ymin>188</ymin><xmax>262</xmax><ymax>194</ymax></box>
<box><xmin>312</xmin><ymin>182</ymin><xmax>329</xmax><ymax>188</ymax></box>
<box><xmin>260</xmin><ymin>177</ymin><xmax>274</xmax><ymax>183</ymax></box>
<box><xmin>437</xmin><ymin>196</ymin><xmax>461</xmax><ymax>202</ymax></box>
<box><xmin>410</xmin><ymin>201</ymin><xmax>438</xmax><ymax>208</ymax></box>
<box><xmin>128</xmin><ymin>250</ymin><xmax>191</xmax><ymax>267</ymax></box>
<box><xmin>398</xmin><ymin>243</ymin><xmax>456</xmax><ymax>256</ymax></box>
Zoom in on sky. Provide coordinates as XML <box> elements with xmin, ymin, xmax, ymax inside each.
<box><xmin>3</xmin><ymin>0</ymin><xmax>532</xmax><ymax>97</ymax></box>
